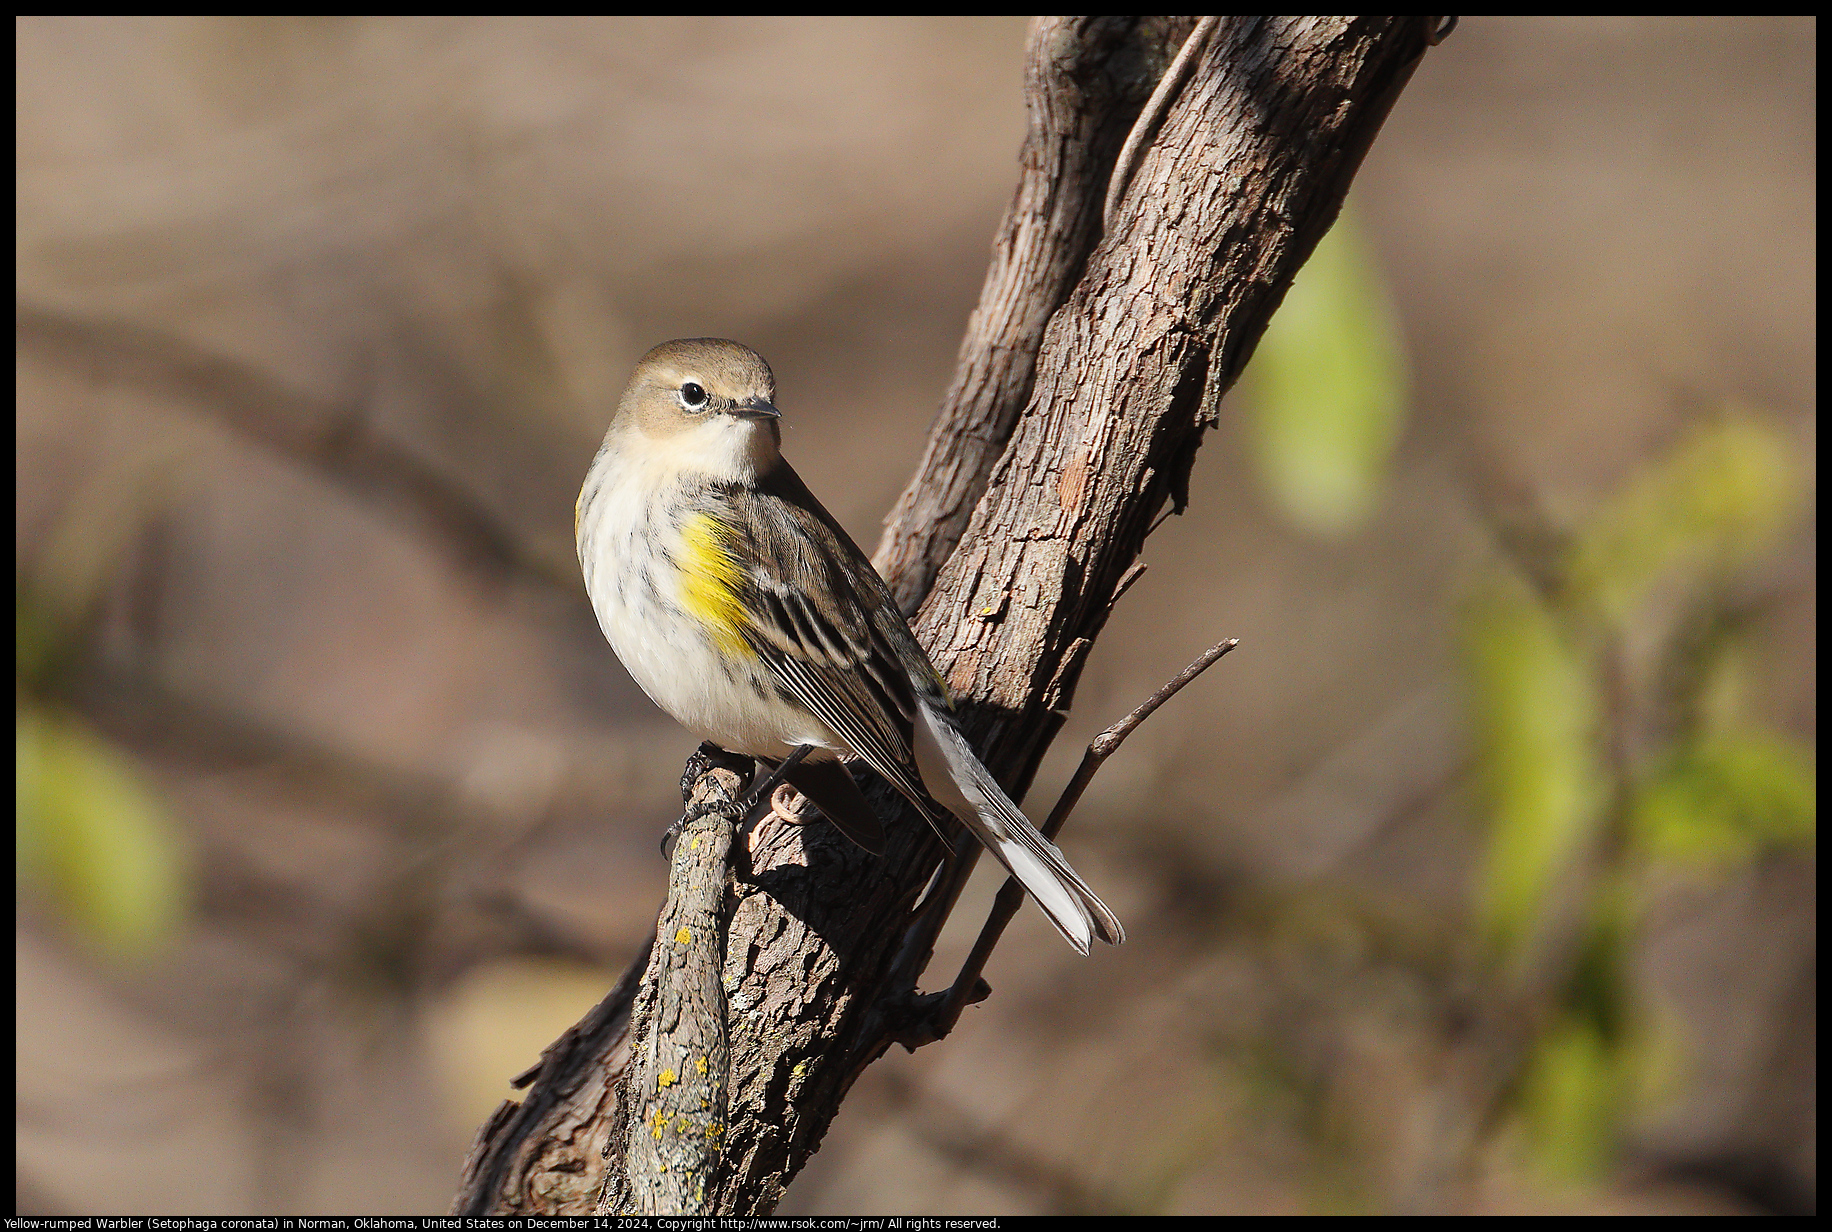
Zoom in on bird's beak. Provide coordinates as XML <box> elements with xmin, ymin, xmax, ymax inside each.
<box><xmin>727</xmin><ymin>397</ymin><xmax>780</xmax><ymax>421</ymax></box>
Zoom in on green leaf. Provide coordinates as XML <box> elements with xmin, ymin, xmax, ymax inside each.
<box><xmin>1242</xmin><ymin>209</ymin><xmax>1409</xmax><ymax>538</ymax></box>
<box><xmin>1564</xmin><ymin>885</ymin><xmax>1635</xmax><ymax>1047</ymax></box>
<box><xmin>1520</xmin><ymin>1014</ymin><xmax>1623</xmax><ymax>1182</ymax></box>
<box><xmin>1631</xmin><ymin>730</ymin><xmax>1816</xmax><ymax>865</ymax></box>
<box><xmin>16</xmin><ymin>707</ymin><xmax>189</xmax><ymax>959</ymax></box>
<box><xmin>1520</xmin><ymin>894</ymin><xmax>1657</xmax><ymax>1183</ymax></box>
<box><xmin>1463</xmin><ymin>573</ymin><xmax>1606</xmax><ymax>954</ymax></box>
<box><xmin>1567</xmin><ymin>414</ymin><xmax>1803</xmax><ymax>624</ymax></box>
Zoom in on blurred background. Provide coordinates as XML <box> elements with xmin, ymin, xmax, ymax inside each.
<box><xmin>15</xmin><ymin>16</ymin><xmax>1814</xmax><ymax>1216</ymax></box>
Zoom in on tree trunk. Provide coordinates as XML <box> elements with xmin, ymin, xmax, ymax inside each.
<box><xmin>452</xmin><ymin>15</ymin><xmax>1443</xmax><ymax>1216</ymax></box>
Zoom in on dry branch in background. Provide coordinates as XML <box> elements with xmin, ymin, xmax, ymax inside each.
<box><xmin>14</xmin><ymin>305</ymin><xmax>580</xmax><ymax>596</ymax></box>
<box><xmin>452</xmin><ymin>16</ymin><xmax>1442</xmax><ymax>1215</ymax></box>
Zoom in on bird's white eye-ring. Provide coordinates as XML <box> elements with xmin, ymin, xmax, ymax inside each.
<box><xmin>678</xmin><ymin>382</ymin><xmax>709</xmax><ymax>411</ymax></box>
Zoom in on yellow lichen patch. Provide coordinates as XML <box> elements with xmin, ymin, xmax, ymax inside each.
<box><xmin>695</xmin><ymin>1055</ymin><xmax>708</xmax><ymax>1074</ymax></box>
<box><xmin>677</xmin><ymin>513</ymin><xmax>750</xmax><ymax>654</ymax></box>
<box><xmin>658</xmin><ymin>1068</ymin><xmax>677</xmax><ymax>1088</ymax></box>
<box><xmin>675</xmin><ymin>927</ymin><xmax>693</xmax><ymax>945</ymax></box>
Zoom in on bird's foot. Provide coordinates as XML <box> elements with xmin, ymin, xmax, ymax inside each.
<box><xmin>663</xmin><ymin>742</ymin><xmax>760</xmax><ymax>858</ymax></box>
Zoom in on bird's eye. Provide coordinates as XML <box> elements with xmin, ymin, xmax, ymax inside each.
<box><xmin>678</xmin><ymin>382</ymin><xmax>709</xmax><ymax>411</ymax></box>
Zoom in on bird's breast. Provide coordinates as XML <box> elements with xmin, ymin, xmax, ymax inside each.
<box><xmin>576</xmin><ymin>448</ymin><xmax>835</xmax><ymax>757</ymax></box>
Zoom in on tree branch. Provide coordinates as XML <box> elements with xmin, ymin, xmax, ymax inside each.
<box><xmin>15</xmin><ymin>304</ymin><xmax>580</xmax><ymax>596</ymax></box>
<box><xmin>873</xmin><ymin>16</ymin><xmax>1203</xmax><ymax>613</ymax></box>
<box><xmin>455</xmin><ymin>16</ymin><xmax>1441</xmax><ymax>1215</ymax></box>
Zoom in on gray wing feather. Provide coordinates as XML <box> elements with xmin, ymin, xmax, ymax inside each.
<box><xmin>717</xmin><ymin>471</ymin><xmax>935</xmax><ymax>812</ymax></box>
<box><xmin>707</xmin><ymin>463</ymin><xmax>1125</xmax><ymax>951</ymax></box>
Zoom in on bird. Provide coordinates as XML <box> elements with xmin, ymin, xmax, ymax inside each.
<box><xmin>575</xmin><ymin>338</ymin><xmax>1123</xmax><ymax>954</ymax></box>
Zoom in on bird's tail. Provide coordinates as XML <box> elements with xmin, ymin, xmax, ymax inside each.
<box><xmin>913</xmin><ymin>700</ymin><xmax>1125</xmax><ymax>955</ymax></box>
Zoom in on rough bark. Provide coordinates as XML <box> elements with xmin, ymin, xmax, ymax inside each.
<box><xmin>874</xmin><ymin>16</ymin><xmax>1202</xmax><ymax>614</ymax></box>
<box><xmin>452</xmin><ymin>16</ymin><xmax>1441</xmax><ymax>1216</ymax></box>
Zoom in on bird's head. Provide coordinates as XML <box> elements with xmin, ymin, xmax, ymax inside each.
<box><xmin>609</xmin><ymin>337</ymin><xmax>783</xmax><ymax>483</ymax></box>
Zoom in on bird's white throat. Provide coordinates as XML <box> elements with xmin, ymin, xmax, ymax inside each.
<box><xmin>624</xmin><ymin>413</ymin><xmax>781</xmax><ymax>487</ymax></box>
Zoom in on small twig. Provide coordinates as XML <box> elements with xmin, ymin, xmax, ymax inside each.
<box><xmin>931</xmin><ymin>638</ymin><xmax>1239</xmax><ymax>1035</ymax></box>
<box><xmin>1107</xmin><ymin>559</ymin><xmax>1149</xmax><ymax>611</ymax></box>
<box><xmin>1042</xmin><ymin>638</ymin><xmax>1240</xmax><ymax>841</ymax></box>
<box><xmin>1102</xmin><ymin>15</ymin><xmax>1221</xmax><ymax>232</ymax></box>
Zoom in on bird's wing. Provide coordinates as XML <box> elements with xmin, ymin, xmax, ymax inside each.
<box><xmin>719</xmin><ymin>469</ymin><xmax>935</xmax><ymax>812</ymax></box>
<box><xmin>716</xmin><ymin>465</ymin><xmax>1126</xmax><ymax>952</ymax></box>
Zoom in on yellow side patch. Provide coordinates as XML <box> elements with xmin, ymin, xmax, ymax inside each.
<box><xmin>678</xmin><ymin>513</ymin><xmax>751</xmax><ymax>655</ymax></box>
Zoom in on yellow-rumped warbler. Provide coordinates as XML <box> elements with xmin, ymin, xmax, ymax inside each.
<box><xmin>576</xmin><ymin>338</ymin><xmax>1122</xmax><ymax>953</ymax></box>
